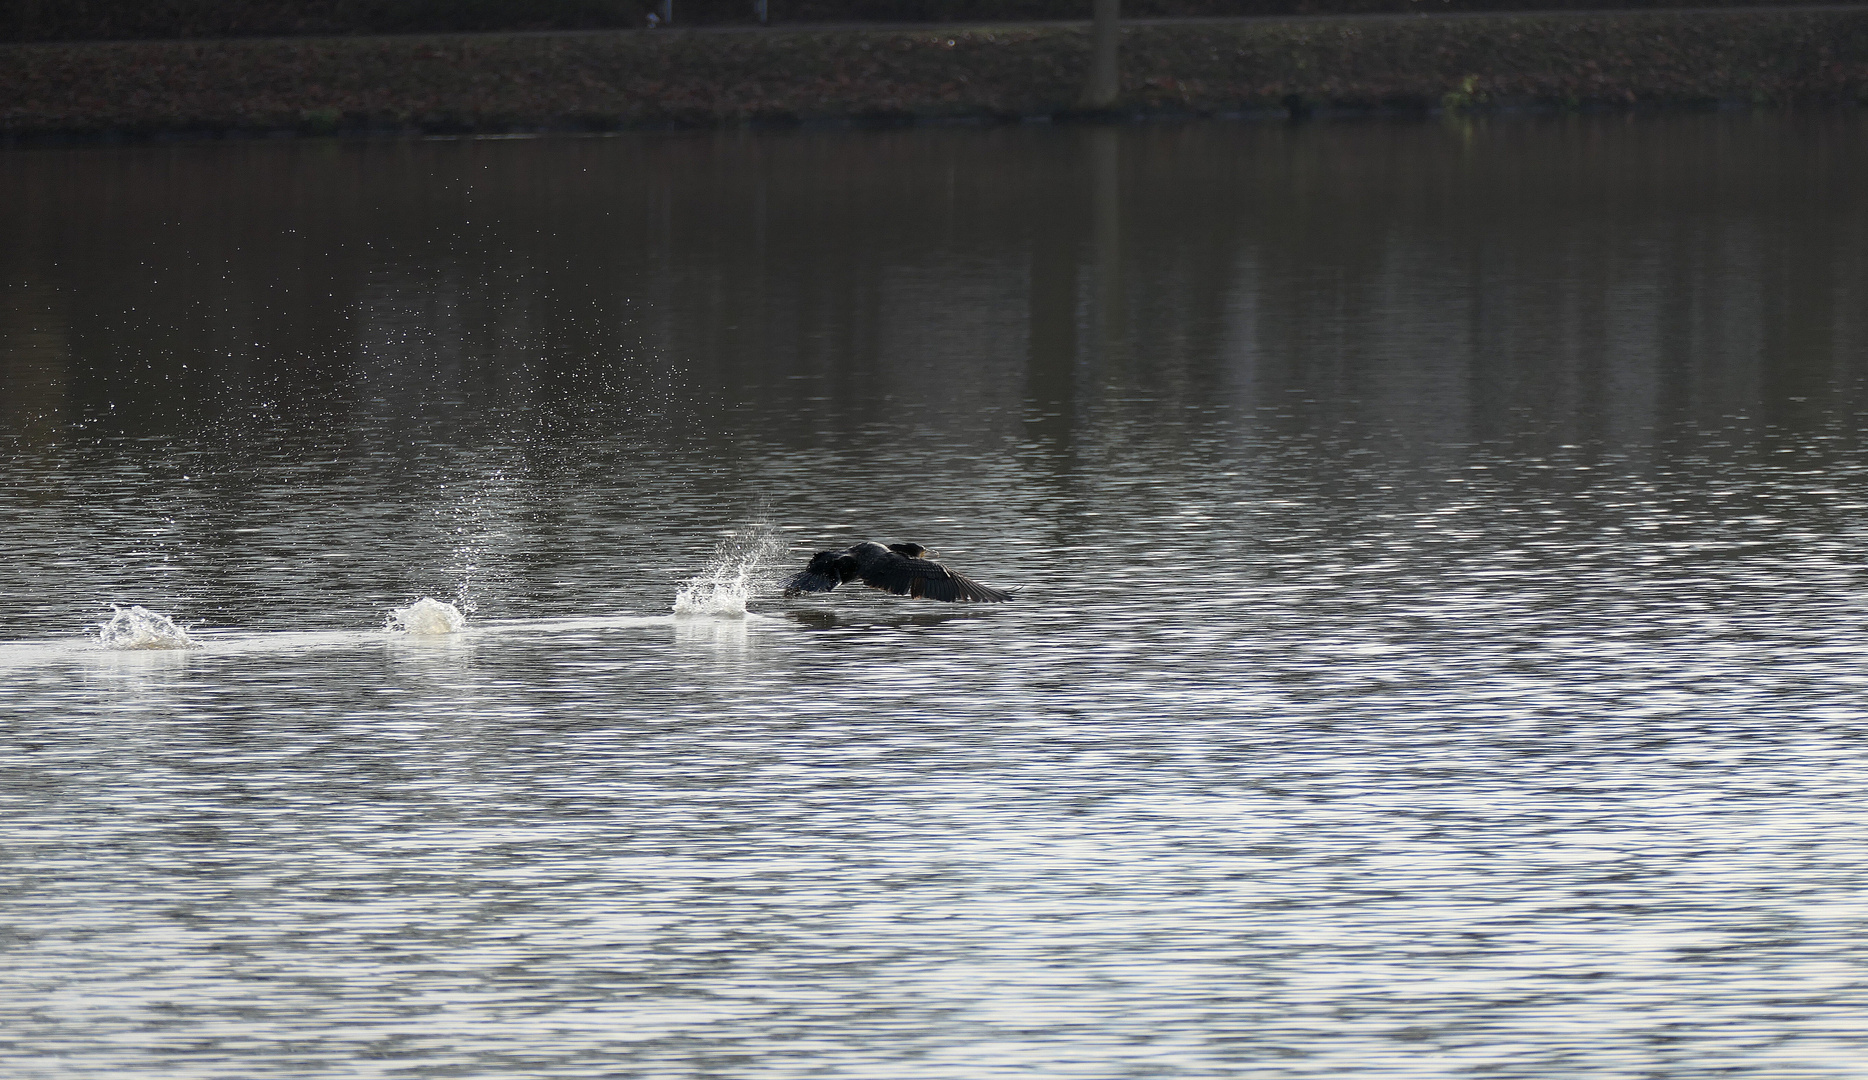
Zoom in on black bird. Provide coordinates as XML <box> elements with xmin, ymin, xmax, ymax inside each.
<box><xmin>781</xmin><ymin>542</ymin><xmax>1013</xmax><ymax>603</ymax></box>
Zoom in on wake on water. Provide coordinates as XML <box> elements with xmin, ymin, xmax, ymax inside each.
<box><xmin>72</xmin><ymin>526</ymin><xmax>774</xmax><ymax>657</ymax></box>
<box><xmin>673</xmin><ymin>520</ymin><xmax>788</xmax><ymax>618</ymax></box>
<box><xmin>87</xmin><ymin>597</ymin><xmax>467</xmax><ymax>653</ymax></box>
<box><xmin>82</xmin><ymin>564</ymin><xmax>750</xmax><ymax>658</ymax></box>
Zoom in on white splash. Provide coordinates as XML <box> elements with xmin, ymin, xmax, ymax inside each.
<box><xmin>96</xmin><ymin>605</ymin><xmax>198</xmax><ymax>651</ymax></box>
<box><xmin>385</xmin><ymin>597</ymin><xmax>467</xmax><ymax>635</ymax></box>
<box><xmin>673</xmin><ymin>520</ymin><xmax>787</xmax><ymax>618</ymax></box>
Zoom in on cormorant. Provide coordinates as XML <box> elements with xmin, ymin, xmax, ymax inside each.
<box><xmin>781</xmin><ymin>542</ymin><xmax>1013</xmax><ymax>603</ymax></box>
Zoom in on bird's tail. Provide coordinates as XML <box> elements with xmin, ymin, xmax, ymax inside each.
<box><xmin>782</xmin><ymin>569</ymin><xmax>841</xmax><ymax>595</ymax></box>
<box><xmin>782</xmin><ymin>551</ymin><xmax>851</xmax><ymax>596</ymax></box>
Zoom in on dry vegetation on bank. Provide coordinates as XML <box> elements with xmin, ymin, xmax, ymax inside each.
<box><xmin>2</xmin><ymin>7</ymin><xmax>1864</xmax><ymax>137</ymax></box>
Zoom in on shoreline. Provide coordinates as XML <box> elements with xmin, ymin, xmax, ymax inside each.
<box><xmin>4</xmin><ymin>7</ymin><xmax>1864</xmax><ymax>141</ymax></box>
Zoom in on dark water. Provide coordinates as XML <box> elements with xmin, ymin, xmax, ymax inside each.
<box><xmin>3</xmin><ymin>113</ymin><xmax>1868</xmax><ymax>1077</ymax></box>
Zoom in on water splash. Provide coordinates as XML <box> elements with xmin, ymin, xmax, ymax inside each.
<box><xmin>385</xmin><ymin>597</ymin><xmax>467</xmax><ymax>635</ymax></box>
<box><xmin>435</xmin><ymin>468</ymin><xmax>528</xmax><ymax>618</ymax></box>
<box><xmin>96</xmin><ymin>605</ymin><xmax>198</xmax><ymax>651</ymax></box>
<box><xmin>674</xmin><ymin>520</ymin><xmax>788</xmax><ymax>618</ymax></box>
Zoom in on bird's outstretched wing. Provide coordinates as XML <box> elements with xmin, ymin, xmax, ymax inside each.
<box><xmin>856</xmin><ymin>554</ymin><xmax>1013</xmax><ymax>603</ymax></box>
<box><xmin>782</xmin><ymin>551</ymin><xmax>850</xmax><ymax>595</ymax></box>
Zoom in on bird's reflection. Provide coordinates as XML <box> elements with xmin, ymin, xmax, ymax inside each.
<box><xmin>779</xmin><ymin>606</ymin><xmax>1005</xmax><ymax>632</ymax></box>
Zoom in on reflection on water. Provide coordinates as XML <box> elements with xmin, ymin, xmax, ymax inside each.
<box><xmin>3</xmin><ymin>113</ymin><xmax>1868</xmax><ymax>1078</ymax></box>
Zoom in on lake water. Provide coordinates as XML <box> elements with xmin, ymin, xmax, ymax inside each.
<box><xmin>3</xmin><ymin>112</ymin><xmax>1868</xmax><ymax>1078</ymax></box>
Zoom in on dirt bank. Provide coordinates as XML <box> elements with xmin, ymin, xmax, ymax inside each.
<box><xmin>3</xmin><ymin>7</ymin><xmax>1864</xmax><ymax>138</ymax></box>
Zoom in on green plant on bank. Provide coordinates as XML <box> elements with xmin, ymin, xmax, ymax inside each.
<box><xmin>1441</xmin><ymin>73</ymin><xmax>1485</xmax><ymax>112</ymax></box>
<box><xmin>300</xmin><ymin>106</ymin><xmax>342</xmax><ymax>132</ymax></box>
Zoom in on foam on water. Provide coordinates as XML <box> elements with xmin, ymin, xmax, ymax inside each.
<box><xmin>95</xmin><ymin>605</ymin><xmax>198</xmax><ymax>651</ymax></box>
<box><xmin>385</xmin><ymin>597</ymin><xmax>468</xmax><ymax>635</ymax></box>
<box><xmin>673</xmin><ymin>520</ymin><xmax>788</xmax><ymax>618</ymax></box>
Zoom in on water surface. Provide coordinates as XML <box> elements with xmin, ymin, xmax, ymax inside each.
<box><xmin>3</xmin><ymin>113</ymin><xmax>1868</xmax><ymax>1077</ymax></box>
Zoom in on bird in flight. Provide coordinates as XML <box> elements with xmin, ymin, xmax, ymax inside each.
<box><xmin>781</xmin><ymin>542</ymin><xmax>1013</xmax><ymax>603</ymax></box>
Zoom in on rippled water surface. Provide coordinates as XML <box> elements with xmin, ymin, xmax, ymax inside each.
<box><xmin>4</xmin><ymin>113</ymin><xmax>1868</xmax><ymax>1078</ymax></box>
